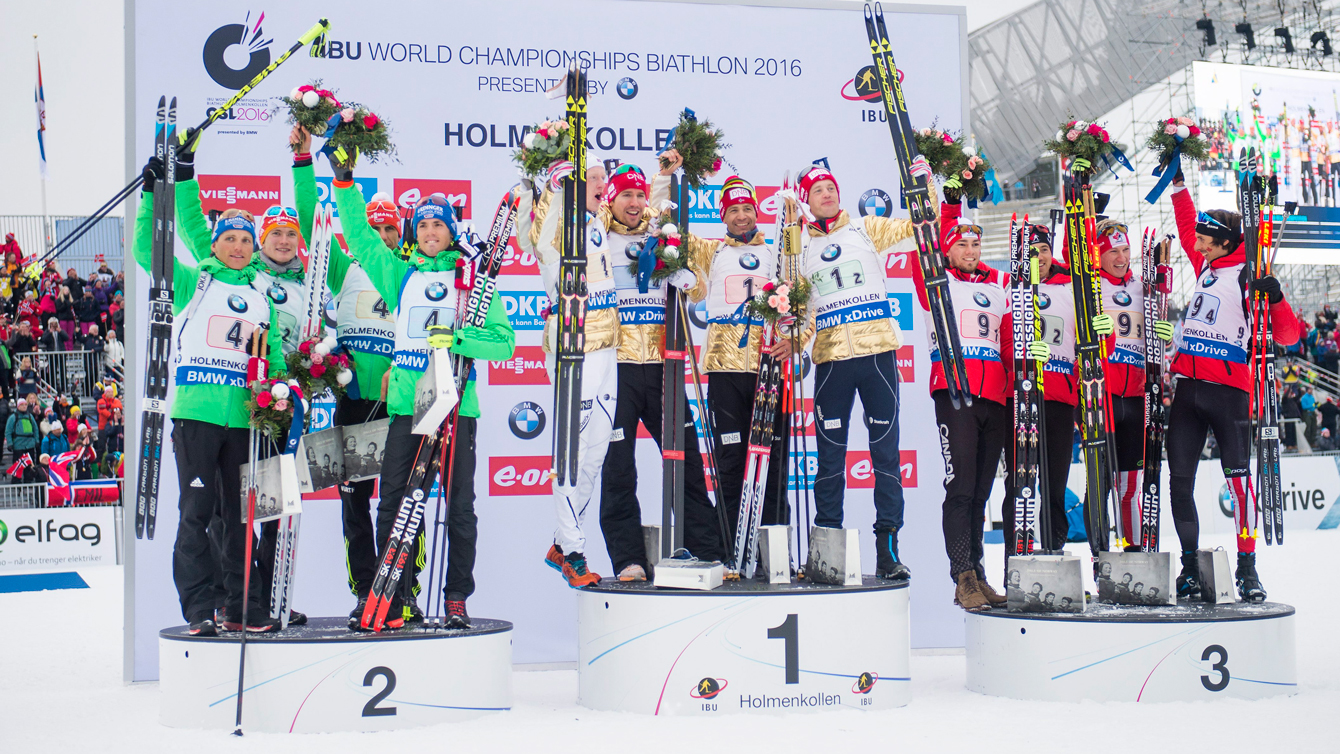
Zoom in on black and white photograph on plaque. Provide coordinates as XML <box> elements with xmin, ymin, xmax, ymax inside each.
<box><xmin>411</xmin><ymin>349</ymin><xmax>459</xmax><ymax>435</ymax></box>
<box><xmin>302</xmin><ymin>425</ymin><xmax>345</xmax><ymax>492</ymax></box>
<box><xmin>1096</xmin><ymin>551</ymin><xmax>1176</xmax><ymax>605</ymax></box>
<box><xmin>239</xmin><ymin>455</ymin><xmax>289</xmax><ymax>524</ymax></box>
<box><xmin>1006</xmin><ymin>555</ymin><xmax>1085</xmax><ymax>613</ymax></box>
<box><xmin>343</xmin><ymin>418</ymin><xmax>390</xmax><ymax>482</ymax></box>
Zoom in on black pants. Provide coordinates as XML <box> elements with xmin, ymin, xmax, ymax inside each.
<box><xmin>1004</xmin><ymin>399</ymin><xmax>1075</xmax><ymax>555</ymax></box>
<box><xmin>337</xmin><ymin>396</ymin><xmax>390</xmax><ymax>597</ymax></box>
<box><xmin>376</xmin><ymin>414</ymin><xmax>478</xmax><ymax>600</ymax></box>
<box><xmin>935</xmin><ymin>390</ymin><xmax>1010</xmax><ymax>581</ymax></box>
<box><xmin>171</xmin><ymin>419</ymin><xmax>253</xmax><ymax>623</ymax></box>
<box><xmin>708</xmin><ymin>371</ymin><xmax>790</xmax><ymax>548</ymax></box>
<box><xmin>1166</xmin><ymin>378</ymin><xmax>1251</xmax><ymax>553</ymax></box>
<box><xmin>1109</xmin><ymin>395</ymin><xmax>1145</xmax><ymax>472</ymax></box>
<box><xmin>813</xmin><ymin>351</ymin><xmax>904</xmax><ymax>532</ymax></box>
<box><xmin>601</xmin><ymin>362</ymin><xmax>725</xmax><ymax>572</ymax></box>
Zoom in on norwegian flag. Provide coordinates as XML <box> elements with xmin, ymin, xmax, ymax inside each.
<box><xmin>45</xmin><ymin>446</ymin><xmax>90</xmax><ymax>507</ymax></box>
<box><xmin>6</xmin><ymin>454</ymin><xmax>33</xmax><ymax>477</ymax></box>
<box><xmin>35</xmin><ymin>46</ymin><xmax>47</xmax><ymax>178</ymax></box>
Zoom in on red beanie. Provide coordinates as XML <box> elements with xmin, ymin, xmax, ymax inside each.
<box><xmin>798</xmin><ymin>166</ymin><xmax>838</xmax><ymax>205</ymax></box>
<box><xmin>1095</xmin><ymin>224</ymin><xmax>1130</xmax><ymax>254</ymax></box>
<box><xmin>941</xmin><ymin>220</ymin><xmax>982</xmax><ymax>250</ymax></box>
<box><xmin>719</xmin><ymin>176</ymin><xmax>757</xmax><ymax>218</ymax></box>
<box><xmin>602</xmin><ymin>164</ymin><xmax>648</xmax><ymax>203</ymax></box>
<box><xmin>366</xmin><ymin>192</ymin><xmax>400</xmax><ymax>227</ymax></box>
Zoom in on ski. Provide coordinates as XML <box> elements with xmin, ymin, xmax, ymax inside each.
<box><xmin>1009</xmin><ymin>214</ymin><xmax>1046</xmax><ymax>556</ymax></box>
<box><xmin>661</xmin><ymin>173</ymin><xmax>690</xmax><ymax>558</ymax></box>
<box><xmin>1241</xmin><ymin>149</ymin><xmax>1284</xmax><ymax>546</ymax></box>
<box><xmin>865</xmin><ymin>2</ymin><xmax>972</xmax><ymax>409</ymax></box>
<box><xmin>1066</xmin><ymin>169</ymin><xmax>1116</xmax><ymax>555</ymax></box>
<box><xmin>136</xmin><ymin>96</ymin><xmax>176</xmax><ymax>540</ymax></box>
<box><xmin>733</xmin><ymin>327</ymin><xmax>785</xmax><ymax>577</ymax></box>
<box><xmin>1140</xmin><ymin>230</ymin><xmax>1172</xmax><ymax>552</ymax></box>
<box><xmin>361</xmin><ymin>192</ymin><xmax>519</xmax><ymax>631</ymax></box>
<box><xmin>553</xmin><ymin>65</ymin><xmax>589</xmax><ymax>487</ymax></box>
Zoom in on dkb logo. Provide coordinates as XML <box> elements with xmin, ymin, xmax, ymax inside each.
<box><xmin>202</xmin><ymin>13</ymin><xmax>272</xmax><ymax>90</ymax></box>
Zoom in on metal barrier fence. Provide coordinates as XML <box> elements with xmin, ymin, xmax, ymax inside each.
<box><xmin>0</xmin><ymin>215</ymin><xmax>124</xmax><ymax>278</ymax></box>
<box><xmin>0</xmin><ymin>482</ymin><xmax>47</xmax><ymax>509</ymax></box>
<box><xmin>25</xmin><ymin>349</ymin><xmax>115</xmax><ymax>402</ymax></box>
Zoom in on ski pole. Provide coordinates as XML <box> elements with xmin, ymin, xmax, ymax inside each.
<box><xmin>678</xmin><ymin>297</ymin><xmax>731</xmax><ymax>557</ymax></box>
<box><xmin>234</xmin><ymin>325</ymin><xmax>269</xmax><ymax>736</ymax></box>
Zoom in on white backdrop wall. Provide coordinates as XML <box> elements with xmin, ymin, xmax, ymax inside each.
<box><xmin>125</xmin><ymin>0</ymin><xmax>969</xmax><ymax>681</ymax></box>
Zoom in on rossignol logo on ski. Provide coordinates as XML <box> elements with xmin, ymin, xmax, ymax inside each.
<box><xmin>202</xmin><ymin>12</ymin><xmax>272</xmax><ymax>90</ymax></box>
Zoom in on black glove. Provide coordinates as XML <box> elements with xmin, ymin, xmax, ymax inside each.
<box><xmin>1173</xmin><ymin>166</ymin><xmax>1185</xmax><ymax>186</ymax></box>
<box><xmin>175</xmin><ymin>128</ymin><xmax>200</xmax><ymax>182</ymax></box>
<box><xmin>142</xmin><ymin>156</ymin><xmax>165</xmax><ymax>193</ymax></box>
<box><xmin>326</xmin><ymin>150</ymin><xmax>354</xmax><ymax>182</ymax></box>
<box><xmin>1250</xmin><ymin>275</ymin><xmax>1283</xmax><ymax>304</ymax></box>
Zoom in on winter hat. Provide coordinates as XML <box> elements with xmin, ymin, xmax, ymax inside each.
<box><xmin>797</xmin><ymin>166</ymin><xmax>838</xmax><ymax>205</ymax></box>
<box><xmin>17</xmin><ymin>398</ymin><xmax>27</xmax><ymax>409</ymax></box>
<box><xmin>259</xmin><ymin>206</ymin><xmax>301</xmax><ymax>245</ymax></box>
<box><xmin>941</xmin><ymin>220</ymin><xmax>982</xmax><ymax>250</ymax></box>
<box><xmin>1028</xmin><ymin>224</ymin><xmax>1053</xmax><ymax>250</ymax></box>
<box><xmin>719</xmin><ymin>176</ymin><xmax>758</xmax><ymax>218</ymax></box>
<box><xmin>1095</xmin><ymin>221</ymin><xmax>1130</xmax><ymax>254</ymax></box>
<box><xmin>212</xmin><ymin>214</ymin><xmax>256</xmax><ymax>245</ymax></box>
<box><xmin>366</xmin><ymin>192</ymin><xmax>400</xmax><ymax>227</ymax></box>
<box><xmin>602</xmin><ymin>164</ymin><xmax>648</xmax><ymax>203</ymax></box>
<box><xmin>4</xmin><ymin>233</ymin><xmax>13</xmax><ymax>242</ymax></box>
<box><xmin>412</xmin><ymin>193</ymin><xmax>460</xmax><ymax>239</ymax></box>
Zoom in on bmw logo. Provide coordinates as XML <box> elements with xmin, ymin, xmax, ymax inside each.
<box><xmin>858</xmin><ymin>188</ymin><xmax>893</xmax><ymax>218</ymax></box>
<box><xmin>1113</xmin><ymin>290</ymin><xmax>1132</xmax><ymax>306</ymax></box>
<box><xmin>616</xmin><ymin>77</ymin><xmax>639</xmax><ymax>100</ymax></box>
<box><xmin>821</xmin><ymin>244</ymin><xmax>842</xmax><ymax>262</ymax></box>
<box><xmin>739</xmin><ymin>252</ymin><xmax>760</xmax><ymax>270</ymax></box>
<box><xmin>267</xmin><ymin>283</ymin><xmax>288</xmax><ymax>304</ymax></box>
<box><xmin>227</xmin><ymin>294</ymin><xmax>249</xmax><ymax>313</ymax></box>
<box><xmin>973</xmin><ymin>292</ymin><xmax>991</xmax><ymax>307</ymax></box>
<box><xmin>323</xmin><ymin>293</ymin><xmax>337</xmax><ymax>326</ymax></box>
<box><xmin>626</xmin><ymin>244</ymin><xmax>641</xmax><ymax>260</ymax></box>
<box><xmin>426</xmin><ymin>282</ymin><xmax>448</xmax><ymax>301</ymax></box>
<box><xmin>509</xmin><ymin>401</ymin><xmax>546</xmax><ymax>440</ymax></box>
<box><xmin>1202</xmin><ymin>271</ymin><xmax>1218</xmax><ymax>288</ymax></box>
<box><xmin>1038</xmin><ymin>292</ymin><xmax>1052</xmax><ymax>309</ymax></box>
<box><xmin>688</xmin><ymin>300</ymin><xmax>708</xmax><ymax>329</ymax></box>
<box><xmin>590</xmin><ymin>228</ymin><xmax>604</xmax><ymax>247</ymax></box>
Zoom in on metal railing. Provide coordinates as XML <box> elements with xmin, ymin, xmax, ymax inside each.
<box><xmin>22</xmin><ymin>349</ymin><xmax>113</xmax><ymax>402</ymax></box>
<box><xmin>0</xmin><ymin>482</ymin><xmax>47</xmax><ymax>509</ymax></box>
<box><xmin>0</xmin><ymin>215</ymin><xmax>123</xmax><ymax>278</ymax></box>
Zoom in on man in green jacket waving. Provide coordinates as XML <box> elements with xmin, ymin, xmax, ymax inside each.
<box><xmin>330</xmin><ymin>153</ymin><xmax>514</xmax><ymax>629</ymax></box>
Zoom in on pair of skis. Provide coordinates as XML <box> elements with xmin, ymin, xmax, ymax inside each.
<box><xmin>862</xmin><ymin>2</ymin><xmax>972</xmax><ymax>409</ymax></box>
<box><xmin>553</xmin><ymin>66</ymin><xmax>589</xmax><ymax>487</ymax></box>
<box><xmin>360</xmin><ymin>191</ymin><xmax>520</xmax><ymax>631</ymax></box>
<box><xmin>661</xmin><ymin>174</ymin><xmax>690</xmax><ymax>558</ymax></box>
<box><xmin>1065</xmin><ymin>169</ymin><xmax>1118</xmax><ymax>554</ymax></box>
<box><xmin>135</xmin><ymin>96</ymin><xmax>177</xmax><ymax>541</ymax></box>
<box><xmin>1139</xmin><ymin>230</ymin><xmax>1172</xmax><ymax>552</ymax></box>
<box><xmin>1008</xmin><ymin>214</ymin><xmax>1049</xmax><ymax>556</ymax></box>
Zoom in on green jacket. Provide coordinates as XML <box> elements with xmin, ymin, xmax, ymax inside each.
<box><xmin>332</xmin><ymin>181</ymin><xmax>515</xmax><ymax>418</ymax></box>
<box><xmin>134</xmin><ymin>190</ymin><xmax>284</xmax><ymax>429</ymax></box>
<box><xmin>178</xmin><ymin>166</ymin><xmax>388</xmax><ymax>398</ymax></box>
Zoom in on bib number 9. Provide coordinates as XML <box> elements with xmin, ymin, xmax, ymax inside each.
<box><xmin>1116</xmin><ymin>311</ymin><xmax>1143</xmax><ymax>339</ymax></box>
<box><xmin>206</xmin><ymin>316</ymin><xmax>255</xmax><ymax>352</ymax></box>
<box><xmin>724</xmin><ymin>274</ymin><xmax>770</xmax><ymax>305</ymax></box>
<box><xmin>960</xmin><ymin>309</ymin><xmax>1000</xmax><ymax>341</ymax></box>
<box><xmin>1187</xmin><ymin>292</ymin><xmax>1222</xmax><ymax>326</ymax></box>
<box><xmin>812</xmin><ymin>261</ymin><xmax>865</xmax><ymax>296</ymax></box>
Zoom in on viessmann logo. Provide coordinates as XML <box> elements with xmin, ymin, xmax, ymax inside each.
<box><xmin>202</xmin><ymin>11</ymin><xmax>273</xmax><ymax>90</ymax></box>
<box><xmin>197</xmin><ymin>175</ymin><xmax>283</xmax><ymax>215</ymax></box>
<box><xmin>489</xmin><ymin>346</ymin><xmax>549</xmax><ymax>385</ymax></box>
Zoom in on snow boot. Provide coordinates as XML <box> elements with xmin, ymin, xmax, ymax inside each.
<box><xmin>348</xmin><ymin>595</ymin><xmax>370</xmax><ymax>631</ymax></box>
<box><xmin>1176</xmin><ymin>551</ymin><xmax>1202</xmax><ymax>599</ymax></box>
<box><xmin>975</xmin><ymin>569</ymin><xmax>1007</xmax><ymax>605</ymax></box>
<box><xmin>403</xmin><ymin>599</ymin><xmax>424</xmax><ymax>624</ymax></box>
<box><xmin>188</xmin><ymin>618</ymin><xmax>218</xmax><ymax>637</ymax></box>
<box><xmin>287</xmin><ymin>609</ymin><xmax>307</xmax><ymax>627</ymax></box>
<box><xmin>1235</xmin><ymin>552</ymin><xmax>1267</xmax><ymax>603</ymax></box>
<box><xmin>618</xmin><ymin>564</ymin><xmax>647</xmax><ymax>582</ymax></box>
<box><xmin>875</xmin><ymin>528</ymin><xmax>912</xmax><ymax>580</ymax></box>
<box><xmin>220</xmin><ymin>606</ymin><xmax>281</xmax><ymax>633</ymax></box>
<box><xmin>562</xmin><ymin>551</ymin><xmax>602</xmax><ymax>588</ymax></box>
<box><xmin>953</xmin><ymin>571</ymin><xmax>990</xmax><ymax>611</ymax></box>
<box><xmin>446</xmin><ymin>593</ymin><xmax>471</xmax><ymax>629</ymax></box>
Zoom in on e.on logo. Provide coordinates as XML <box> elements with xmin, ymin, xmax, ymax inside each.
<box><xmin>896</xmin><ymin>345</ymin><xmax>915</xmax><ymax>382</ymax></box>
<box><xmin>846</xmin><ymin>450</ymin><xmax>917</xmax><ymax>488</ymax></box>
<box><xmin>392</xmin><ymin>179</ymin><xmax>472</xmax><ymax>220</ymax></box>
<box><xmin>885</xmin><ymin>250</ymin><xmax>914</xmax><ymax>279</ymax></box>
<box><xmin>489</xmin><ymin>456</ymin><xmax>552</xmax><ymax>496</ymax></box>
<box><xmin>500</xmin><ymin>237</ymin><xmax>539</xmax><ymax>275</ymax></box>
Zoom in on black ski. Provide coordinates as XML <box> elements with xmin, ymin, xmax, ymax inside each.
<box><xmin>1140</xmin><ymin>230</ymin><xmax>1172</xmax><ymax>552</ymax></box>
<box><xmin>864</xmin><ymin>2</ymin><xmax>972</xmax><ymax>408</ymax></box>
<box><xmin>554</xmin><ymin>66</ymin><xmax>589</xmax><ymax>486</ymax></box>
<box><xmin>136</xmin><ymin>96</ymin><xmax>176</xmax><ymax>540</ymax></box>
<box><xmin>1009</xmin><ymin>214</ymin><xmax>1046</xmax><ymax>556</ymax></box>
<box><xmin>661</xmin><ymin>173</ymin><xmax>689</xmax><ymax>557</ymax></box>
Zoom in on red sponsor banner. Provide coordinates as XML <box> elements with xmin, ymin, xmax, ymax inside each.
<box><xmin>500</xmin><ymin>236</ymin><xmax>539</xmax><ymax>275</ymax></box>
<box><xmin>197</xmin><ymin>174</ymin><xmax>282</xmax><ymax>216</ymax></box>
<box><xmin>846</xmin><ymin>450</ymin><xmax>918</xmax><ymax>489</ymax></box>
<box><xmin>754</xmin><ymin>185</ymin><xmax>782</xmax><ymax>223</ymax></box>
<box><xmin>392</xmin><ymin>179</ymin><xmax>472</xmax><ymax>220</ymax></box>
<box><xmin>896</xmin><ymin>345</ymin><xmax>915</xmax><ymax>382</ymax></box>
<box><xmin>637</xmin><ymin>420</ymin><xmax>652</xmax><ymax>439</ymax></box>
<box><xmin>790</xmin><ymin>397</ymin><xmax>815</xmax><ymax>437</ymax></box>
<box><xmin>885</xmin><ymin>250</ymin><xmax>914</xmax><ymax>278</ymax></box>
<box><xmin>489</xmin><ymin>456</ymin><xmax>552</xmax><ymax>496</ymax></box>
<box><xmin>489</xmin><ymin>345</ymin><xmax>549</xmax><ymax>385</ymax></box>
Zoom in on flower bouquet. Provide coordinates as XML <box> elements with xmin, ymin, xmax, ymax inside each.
<box><xmin>287</xmin><ymin>334</ymin><xmax>353</xmax><ymax>403</ymax></box>
<box><xmin>1143</xmin><ymin>116</ymin><xmax>1209</xmax><ymax>203</ymax></box>
<box><xmin>512</xmin><ymin>119</ymin><xmax>571</xmax><ymax>178</ymax></box>
<box><xmin>747</xmin><ymin>277</ymin><xmax>810</xmax><ymax>333</ymax></box>
<box><xmin>626</xmin><ymin>211</ymin><xmax>690</xmax><ymax>285</ymax></box>
<box><xmin>279</xmin><ymin>82</ymin><xmax>343</xmax><ymax>144</ymax></box>
<box><xmin>247</xmin><ymin>378</ymin><xmax>304</xmax><ymax>441</ymax></box>
<box><xmin>659</xmin><ymin>108</ymin><xmax>729</xmax><ymax>188</ymax></box>
<box><xmin>915</xmin><ymin>126</ymin><xmax>991</xmax><ymax>202</ymax></box>
<box><xmin>324</xmin><ymin>104</ymin><xmax>396</xmax><ymax>165</ymax></box>
<box><xmin>1044</xmin><ymin>118</ymin><xmax>1115</xmax><ymax>169</ymax></box>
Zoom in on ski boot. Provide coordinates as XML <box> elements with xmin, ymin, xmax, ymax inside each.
<box><xmin>349</xmin><ymin>595</ymin><xmax>370</xmax><ymax>631</ymax></box>
<box><xmin>445</xmin><ymin>593</ymin><xmax>471</xmax><ymax>629</ymax></box>
<box><xmin>404</xmin><ymin>599</ymin><xmax>424</xmax><ymax>625</ymax></box>
<box><xmin>1176</xmin><ymin>552</ymin><xmax>1202</xmax><ymax>599</ymax></box>
<box><xmin>1235</xmin><ymin>552</ymin><xmax>1267</xmax><ymax>603</ymax></box>
<box><xmin>220</xmin><ymin>605</ymin><xmax>281</xmax><ymax>633</ymax></box>
<box><xmin>287</xmin><ymin>609</ymin><xmax>308</xmax><ymax>627</ymax></box>
<box><xmin>562</xmin><ymin>551</ymin><xmax>602</xmax><ymax>588</ymax></box>
<box><xmin>875</xmin><ymin>528</ymin><xmax>912</xmax><ymax>581</ymax></box>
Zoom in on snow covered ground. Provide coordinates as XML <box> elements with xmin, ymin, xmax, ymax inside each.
<box><xmin>3</xmin><ymin>530</ymin><xmax>1335</xmax><ymax>752</ymax></box>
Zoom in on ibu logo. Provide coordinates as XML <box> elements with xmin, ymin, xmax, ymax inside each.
<box><xmin>689</xmin><ymin>677</ymin><xmax>727</xmax><ymax>700</ymax></box>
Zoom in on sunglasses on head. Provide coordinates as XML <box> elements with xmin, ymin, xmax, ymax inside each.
<box><xmin>952</xmin><ymin>224</ymin><xmax>983</xmax><ymax>236</ymax></box>
<box><xmin>265</xmin><ymin>206</ymin><xmax>298</xmax><ymax>219</ymax></box>
<box><xmin>1196</xmin><ymin>211</ymin><xmax>1230</xmax><ymax>231</ymax></box>
<box><xmin>1101</xmin><ymin>223</ymin><xmax>1129</xmax><ymax>237</ymax></box>
<box><xmin>610</xmin><ymin>164</ymin><xmax>645</xmax><ymax>178</ymax></box>
<box><xmin>416</xmin><ymin>192</ymin><xmax>451</xmax><ymax>208</ymax></box>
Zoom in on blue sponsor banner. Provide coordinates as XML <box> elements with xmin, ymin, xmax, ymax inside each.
<box><xmin>619</xmin><ymin>306</ymin><xmax>666</xmax><ymax>325</ymax></box>
<box><xmin>337</xmin><ymin>334</ymin><xmax>394</xmax><ymax>357</ymax></box>
<box><xmin>589</xmin><ymin>289</ymin><xmax>619</xmax><ymax>310</ymax></box>
<box><xmin>1178</xmin><ymin>336</ymin><xmax>1247</xmax><ymax>364</ymax></box>
<box><xmin>816</xmin><ymin>300</ymin><xmax>891</xmax><ymax>331</ymax></box>
<box><xmin>1044</xmin><ymin>358</ymin><xmax>1075</xmax><ymax>375</ymax></box>
<box><xmin>929</xmin><ymin>344</ymin><xmax>1000</xmax><ymax>363</ymax></box>
<box><xmin>315</xmin><ymin>177</ymin><xmax>378</xmax><ymax>219</ymax></box>
<box><xmin>501</xmin><ymin>291</ymin><xmax>550</xmax><ymax>330</ymax></box>
<box><xmin>175</xmin><ymin>365</ymin><xmax>246</xmax><ymax>388</ymax></box>
<box><xmin>1109</xmin><ymin>347</ymin><xmax>1145</xmax><ymax>367</ymax></box>
<box><xmin>887</xmin><ymin>291</ymin><xmax>913</xmax><ymax>330</ymax></box>
<box><xmin>686</xmin><ymin>184</ymin><xmax>723</xmax><ymax>223</ymax></box>
<box><xmin>308</xmin><ymin>397</ymin><xmax>337</xmax><ymax>432</ymax></box>
<box><xmin>786</xmin><ymin>451</ymin><xmax>819</xmax><ymax>492</ymax></box>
